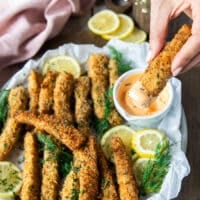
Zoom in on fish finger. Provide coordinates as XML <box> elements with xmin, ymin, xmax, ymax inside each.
<box><xmin>20</xmin><ymin>132</ymin><xmax>40</xmax><ymax>200</ymax></box>
<box><xmin>129</xmin><ymin>24</ymin><xmax>191</xmax><ymax>108</ymax></box>
<box><xmin>41</xmin><ymin>146</ymin><xmax>59</xmax><ymax>200</ymax></box>
<box><xmin>0</xmin><ymin>87</ymin><xmax>28</xmax><ymax>160</ymax></box>
<box><xmin>98</xmin><ymin>147</ymin><xmax>119</xmax><ymax>200</ymax></box>
<box><xmin>28</xmin><ymin>70</ymin><xmax>42</xmax><ymax>113</ymax></box>
<box><xmin>15</xmin><ymin>111</ymin><xmax>86</xmax><ymax>151</ymax></box>
<box><xmin>111</xmin><ymin>137</ymin><xmax>138</xmax><ymax>200</ymax></box>
<box><xmin>75</xmin><ymin>76</ymin><xmax>92</xmax><ymax>128</ymax></box>
<box><xmin>88</xmin><ymin>54</ymin><xmax>109</xmax><ymax>119</ymax></box>
<box><xmin>54</xmin><ymin>72</ymin><xmax>74</xmax><ymax>124</ymax></box>
<box><xmin>74</xmin><ymin>136</ymin><xmax>99</xmax><ymax>200</ymax></box>
<box><xmin>39</xmin><ymin>71</ymin><xmax>57</xmax><ymax>114</ymax></box>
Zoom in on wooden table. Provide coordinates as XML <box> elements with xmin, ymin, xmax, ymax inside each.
<box><xmin>0</xmin><ymin>2</ymin><xmax>199</xmax><ymax>200</ymax></box>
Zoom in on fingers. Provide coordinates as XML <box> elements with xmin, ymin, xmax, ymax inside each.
<box><xmin>172</xmin><ymin>34</ymin><xmax>200</xmax><ymax>76</ymax></box>
<box><xmin>180</xmin><ymin>52</ymin><xmax>200</xmax><ymax>74</ymax></box>
<box><xmin>149</xmin><ymin>0</ymin><xmax>170</xmax><ymax>60</ymax></box>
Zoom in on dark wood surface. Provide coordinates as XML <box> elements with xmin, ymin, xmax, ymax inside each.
<box><xmin>0</xmin><ymin>2</ymin><xmax>199</xmax><ymax>200</ymax></box>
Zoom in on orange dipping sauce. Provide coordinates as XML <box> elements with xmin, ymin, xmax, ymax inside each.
<box><xmin>117</xmin><ymin>72</ymin><xmax>170</xmax><ymax>116</ymax></box>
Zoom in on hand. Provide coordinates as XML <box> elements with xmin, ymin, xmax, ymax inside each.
<box><xmin>149</xmin><ymin>0</ymin><xmax>200</xmax><ymax>76</ymax></box>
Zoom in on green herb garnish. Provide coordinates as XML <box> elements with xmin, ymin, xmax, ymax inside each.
<box><xmin>140</xmin><ymin>141</ymin><xmax>171</xmax><ymax>195</ymax></box>
<box><xmin>108</xmin><ymin>46</ymin><xmax>132</xmax><ymax>75</ymax></box>
<box><xmin>37</xmin><ymin>133</ymin><xmax>73</xmax><ymax>178</ymax></box>
<box><xmin>0</xmin><ymin>90</ymin><xmax>10</xmax><ymax>132</ymax></box>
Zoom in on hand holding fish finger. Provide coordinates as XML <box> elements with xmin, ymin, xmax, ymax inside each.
<box><xmin>150</xmin><ymin>0</ymin><xmax>200</xmax><ymax>75</ymax></box>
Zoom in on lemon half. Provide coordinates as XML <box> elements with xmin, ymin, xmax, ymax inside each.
<box><xmin>0</xmin><ymin>162</ymin><xmax>22</xmax><ymax>198</ymax></box>
<box><xmin>132</xmin><ymin>129</ymin><xmax>165</xmax><ymax>159</ymax></box>
<box><xmin>101</xmin><ymin>125</ymin><xmax>135</xmax><ymax>161</ymax></box>
<box><xmin>42</xmin><ymin>55</ymin><xmax>81</xmax><ymax>78</ymax></box>
<box><xmin>88</xmin><ymin>10</ymin><xmax>120</xmax><ymax>35</ymax></box>
<box><xmin>123</xmin><ymin>27</ymin><xmax>147</xmax><ymax>43</ymax></box>
<box><xmin>102</xmin><ymin>14</ymin><xmax>134</xmax><ymax>40</ymax></box>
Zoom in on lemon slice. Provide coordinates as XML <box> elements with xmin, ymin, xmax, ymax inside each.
<box><xmin>123</xmin><ymin>27</ymin><xmax>147</xmax><ymax>43</ymax></box>
<box><xmin>101</xmin><ymin>125</ymin><xmax>135</xmax><ymax>161</ymax></box>
<box><xmin>133</xmin><ymin>158</ymin><xmax>149</xmax><ymax>185</ymax></box>
<box><xmin>132</xmin><ymin>129</ymin><xmax>165</xmax><ymax>158</ymax></box>
<box><xmin>88</xmin><ymin>10</ymin><xmax>120</xmax><ymax>35</ymax></box>
<box><xmin>42</xmin><ymin>55</ymin><xmax>81</xmax><ymax>78</ymax></box>
<box><xmin>0</xmin><ymin>162</ymin><xmax>22</xmax><ymax>198</ymax></box>
<box><xmin>102</xmin><ymin>14</ymin><xmax>134</xmax><ymax>40</ymax></box>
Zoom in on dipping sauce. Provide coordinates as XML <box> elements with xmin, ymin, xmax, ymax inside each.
<box><xmin>117</xmin><ymin>72</ymin><xmax>170</xmax><ymax>116</ymax></box>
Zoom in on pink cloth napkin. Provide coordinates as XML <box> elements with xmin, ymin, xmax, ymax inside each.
<box><xmin>0</xmin><ymin>0</ymin><xmax>95</xmax><ymax>69</ymax></box>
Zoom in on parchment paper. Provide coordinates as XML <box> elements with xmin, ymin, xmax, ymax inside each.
<box><xmin>3</xmin><ymin>39</ymin><xmax>190</xmax><ymax>200</ymax></box>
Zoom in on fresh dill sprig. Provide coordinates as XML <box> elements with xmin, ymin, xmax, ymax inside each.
<box><xmin>37</xmin><ymin>133</ymin><xmax>73</xmax><ymax>178</ymax></box>
<box><xmin>140</xmin><ymin>140</ymin><xmax>171</xmax><ymax>195</ymax></box>
<box><xmin>95</xmin><ymin>87</ymin><xmax>113</xmax><ymax>135</ymax></box>
<box><xmin>108</xmin><ymin>46</ymin><xmax>132</xmax><ymax>75</ymax></box>
<box><xmin>0</xmin><ymin>90</ymin><xmax>10</xmax><ymax>132</ymax></box>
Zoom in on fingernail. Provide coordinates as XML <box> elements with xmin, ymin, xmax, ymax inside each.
<box><xmin>146</xmin><ymin>50</ymin><xmax>152</xmax><ymax>62</ymax></box>
<box><xmin>172</xmin><ymin>67</ymin><xmax>182</xmax><ymax>76</ymax></box>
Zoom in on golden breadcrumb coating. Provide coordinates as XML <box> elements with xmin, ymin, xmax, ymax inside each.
<box><xmin>98</xmin><ymin>147</ymin><xmax>119</xmax><ymax>200</ymax></box>
<box><xmin>140</xmin><ymin>24</ymin><xmax>191</xmax><ymax>97</ymax></box>
<box><xmin>60</xmin><ymin>157</ymin><xmax>80</xmax><ymax>200</ymax></box>
<box><xmin>88</xmin><ymin>54</ymin><xmax>109</xmax><ymax>119</ymax></box>
<box><xmin>39</xmin><ymin>71</ymin><xmax>57</xmax><ymax>114</ymax></box>
<box><xmin>75</xmin><ymin>76</ymin><xmax>92</xmax><ymax>128</ymax></box>
<box><xmin>15</xmin><ymin>111</ymin><xmax>86</xmax><ymax>151</ymax></box>
<box><xmin>111</xmin><ymin>137</ymin><xmax>138</xmax><ymax>200</ymax></box>
<box><xmin>108</xmin><ymin>59</ymin><xmax>123</xmax><ymax>126</ymax></box>
<box><xmin>20</xmin><ymin>132</ymin><xmax>40</xmax><ymax>200</ymax></box>
<box><xmin>8</xmin><ymin>86</ymin><xmax>28</xmax><ymax>117</ymax></box>
<box><xmin>0</xmin><ymin>87</ymin><xmax>28</xmax><ymax>160</ymax></box>
<box><xmin>108</xmin><ymin>59</ymin><xmax>119</xmax><ymax>88</ymax></box>
<box><xmin>28</xmin><ymin>70</ymin><xmax>42</xmax><ymax>113</ymax></box>
<box><xmin>54</xmin><ymin>72</ymin><xmax>74</xmax><ymax>124</ymax></box>
<box><xmin>41</xmin><ymin>145</ymin><xmax>59</xmax><ymax>200</ymax></box>
<box><xmin>74</xmin><ymin>136</ymin><xmax>99</xmax><ymax>200</ymax></box>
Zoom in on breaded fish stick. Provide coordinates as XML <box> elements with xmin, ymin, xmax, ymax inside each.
<box><xmin>28</xmin><ymin>70</ymin><xmax>42</xmax><ymax>113</ymax></box>
<box><xmin>15</xmin><ymin>111</ymin><xmax>86</xmax><ymax>151</ymax></box>
<box><xmin>0</xmin><ymin>87</ymin><xmax>28</xmax><ymax>160</ymax></box>
<box><xmin>129</xmin><ymin>24</ymin><xmax>191</xmax><ymax>108</ymax></box>
<box><xmin>74</xmin><ymin>136</ymin><xmax>99</xmax><ymax>200</ymax></box>
<box><xmin>88</xmin><ymin>54</ymin><xmax>109</xmax><ymax>119</ymax></box>
<box><xmin>54</xmin><ymin>72</ymin><xmax>74</xmax><ymax>124</ymax></box>
<box><xmin>41</xmin><ymin>146</ymin><xmax>59</xmax><ymax>200</ymax></box>
<box><xmin>39</xmin><ymin>71</ymin><xmax>57</xmax><ymax>114</ymax></box>
<box><xmin>108</xmin><ymin>59</ymin><xmax>123</xmax><ymax>126</ymax></box>
<box><xmin>8</xmin><ymin>86</ymin><xmax>28</xmax><ymax>117</ymax></box>
<box><xmin>98</xmin><ymin>147</ymin><xmax>119</xmax><ymax>200</ymax></box>
<box><xmin>111</xmin><ymin>137</ymin><xmax>138</xmax><ymax>200</ymax></box>
<box><xmin>74</xmin><ymin>76</ymin><xmax>92</xmax><ymax>128</ymax></box>
<box><xmin>38</xmin><ymin>71</ymin><xmax>59</xmax><ymax>200</ymax></box>
<box><xmin>61</xmin><ymin>157</ymin><xmax>80</xmax><ymax>200</ymax></box>
<box><xmin>20</xmin><ymin>132</ymin><xmax>40</xmax><ymax>200</ymax></box>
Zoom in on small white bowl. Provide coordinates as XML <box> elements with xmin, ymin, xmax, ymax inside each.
<box><xmin>113</xmin><ymin>68</ymin><xmax>174</xmax><ymax>128</ymax></box>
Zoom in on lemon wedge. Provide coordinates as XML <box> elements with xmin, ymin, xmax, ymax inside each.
<box><xmin>133</xmin><ymin>158</ymin><xmax>149</xmax><ymax>185</ymax></box>
<box><xmin>88</xmin><ymin>10</ymin><xmax>120</xmax><ymax>35</ymax></box>
<box><xmin>0</xmin><ymin>162</ymin><xmax>22</xmax><ymax>198</ymax></box>
<box><xmin>102</xmin><ymin>14</ymin><xmax>134</xmax><ymax>40</ymax></box>
<box><xmin>123</xmin><ymin>27</ymin><xmax>147</xmax><ymax>43</ymax></box>
<box><xmin>101</xmin><ymin>125</ymin><xmax>135</xmax><ymax>161</ymax></box>
<box><xmin>42</xmin><ymin>55</ymin><xmax>81</xmax><ymax>78</ymax></box>
<box><xmin>132</xmin><ymin>129</ymin><xmax>165</xmax><ymax>159</ymax></box>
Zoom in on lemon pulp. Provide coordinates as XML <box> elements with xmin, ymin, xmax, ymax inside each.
<box><xmin>0</xmin><ymin>162</ymin><xmax>22</xmax><ymax>198</ymax></box>
<box><xmin>42</xmin><ymin>55</ymin><xmax>81</xmax><ymax>78</ymax></box>
<box><xmin>88</xmin><ymin>10</ymin><xmax>120</xmax><ymax>35</ymax></box>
